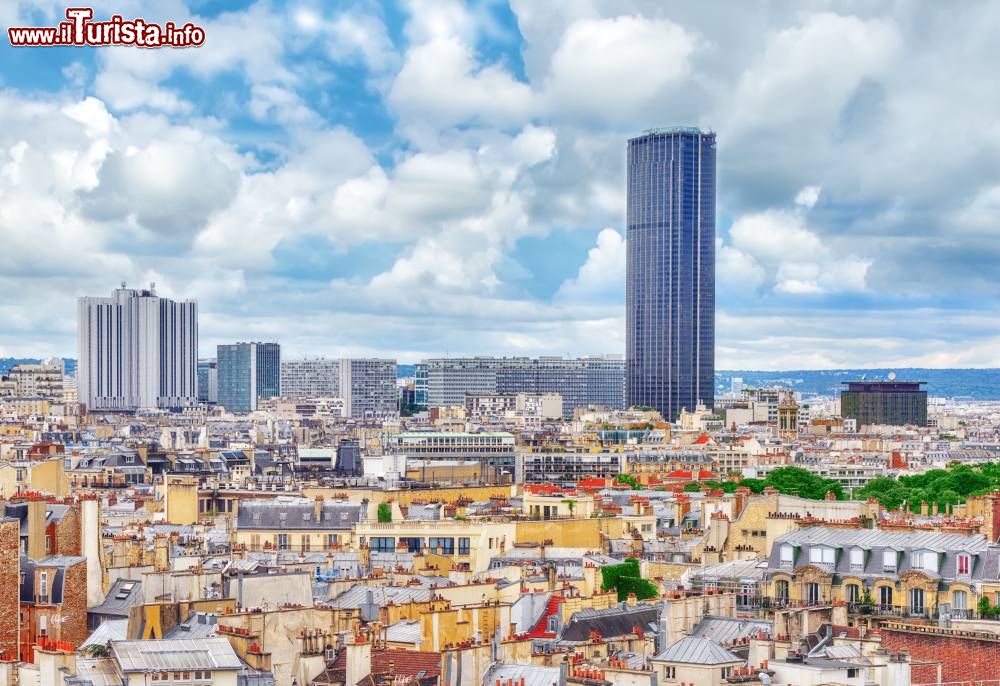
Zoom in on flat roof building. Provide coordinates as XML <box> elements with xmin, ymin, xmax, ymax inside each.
<box><xmin>841</xmin><ymin>380</ymin><xmax>927</xmax><ymax>427</ymax></box>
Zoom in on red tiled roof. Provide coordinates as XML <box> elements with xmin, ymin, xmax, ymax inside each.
<box><xmin>327</xmin><ymin>648</ymin><xmax>442</xmax><ymax>683</ymax></box>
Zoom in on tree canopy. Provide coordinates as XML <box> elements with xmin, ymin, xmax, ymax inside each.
<box><xmin>684</xmin><ymin>467</ymin><xmax>844</xmax><ymax>501</ymax></box>
<box><xmin>856</xmin><ymin>463</ymin><xmax>1000</xmax><ymax>510</ymax></box>
<box><xmin>600</xmin><ymin>557</ymin><xmax>659</xmax><ymax>601</ymax></box>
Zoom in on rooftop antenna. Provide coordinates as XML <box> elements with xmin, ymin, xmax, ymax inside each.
<box><xmin>121</xmin><ymin>281</ymin><xmax>126</xmax><ymax>289</ymax></box>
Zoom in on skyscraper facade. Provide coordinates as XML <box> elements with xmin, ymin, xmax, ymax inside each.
<box><xmin>280</xmin><ymin>358</ymin><xmax>340</xmax><ymax>398</ymax></box>
<box><xmin>77</xmin><ymin>284</ymin><xmax>198</xmax><ymax>411</ymax></box>
<box><xmin>197</xmin><ymin>359</ymin><xmax>218</xmax><ymax>404</ymax></box>
<box><xmin>421</xmin><ymin>356</ymin><xmax>625</xmax><ymax>419</ymax></box>
<box><xmin>339</xmin><ymin>358</ymin><xmax>397</xmax><ymax>418</ymax></box>
<box><xmin>217</xmin><ymin>342</ymin><xmax>281</xmax><ymax>413</ymax></box>
<box><xmin>626</xmin><ymin>128</ymin><xmax>716</xmax><ymax>420</ymax></box>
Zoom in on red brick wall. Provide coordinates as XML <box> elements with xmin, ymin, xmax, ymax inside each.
<box><xmin>882</xmin><ymin>626</ymin><xmax>1000</xmax><ymax>684</ymax></box>
<box><xmin>54</xmin><ymin>507</ymin><xmax>81</xmax><ymax>556</ymax></box>
<box><xmin>0</xmin><ymin>520</ymin><xmax>18</xmax><ymax>659</ymax></box>
<box><xmin>60</xmin><ymin>561</ymin><xmax>88</xmax><ymax>648</ymax></box>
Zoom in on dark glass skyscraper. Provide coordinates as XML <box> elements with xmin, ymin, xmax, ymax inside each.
<box><xmin>626</xmin><ymin>127</ymin><xmax>716</xmax><ymax>420</ymax></box>
<box><xmin>217</xmin><ymin>342</ymin><xmax>281</xmax><ymax>413</ymax></box>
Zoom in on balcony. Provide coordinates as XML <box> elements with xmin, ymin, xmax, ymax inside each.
<box><xmin>847</xmin><ymin>603</ymin><xmax>930</xmax><ymax>619</ymax></box>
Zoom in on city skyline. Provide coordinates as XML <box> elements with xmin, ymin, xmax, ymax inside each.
<box><xmin>2</xmin><ymin>3</ymin><xmax>1000</xmax><ymax>369</ymax></box>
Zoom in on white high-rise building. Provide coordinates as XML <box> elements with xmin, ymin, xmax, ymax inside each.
<box><xmin>77</xmin><ymin>283</ymin><xmax>198</xmax><ymax>411</ymax></box>
<box><xmin>339</xmin><ymin>358</ymin><xmax>397</xmax><ymax>418</ymax></box>
<box><xmin>280</xmin><ymin>358</ymin><xmax>340</xmax><ymax>398</ymax></box>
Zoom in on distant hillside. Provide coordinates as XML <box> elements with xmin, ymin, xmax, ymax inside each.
<box><xmin>717</xmin><ymin>368</ymin><xmax>1000</xmax><ymax>399</ymax></box>
<box><xmin>0</xmin><ymin>357</ymin><xmax>76</xmax><ymax>375</ymax></box>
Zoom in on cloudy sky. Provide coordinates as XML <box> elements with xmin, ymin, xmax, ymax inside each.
<box><xmin>1</xmin><ymin>0</ymin><xmax>999</xmax><ymax>369</ymax></box>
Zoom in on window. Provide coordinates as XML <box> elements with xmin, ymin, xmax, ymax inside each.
<box><xmin>39</xmin><ymin>571</ymin><xmax>48</xmax><ymax>601</ymax></box>
<box><xmin>458</xmin><ymin>537</ymin><xmax>471</xmax><ymax>555</ymax></box>
<box><xmin>809</xmin><ymin>546</ymin><xmax>835</xmax><ymax>566</ymax></box>
<box><xmin>780</xmin><ymin>544</ymin><xmax>794</xmax><ymax>567</ymax></box>
<box><xmin>664</xmin><ymin>666</ymin><xmax>676</xmax><ymax>680</ymax></box>
<box><xmin>849</xmin><ymin>548</ymin><xmax>864</xmax><ymax>571</ymax></box>
<box><xmin>428</xmin><ymin>537</ymin><xmax>455</xmax><ymax>554</ymax></box>
<box><xmin>912</xmin><ymin>551</ymin><xmax>938</xmax><ymax>573</ymax></box>
<box><xmin>846</xmin><ymin>584</ymin><xmax>860</xmax><ymax>604</ymax></box>
<box><xmin>775</xmin><ymin>580</ymin><xmax>789</xmax><ymax>602</ymax></box>
<box><xmin>805</xmin><ymin>582</ymin><xmax>821</xmax><ymax>605</ymax></box>
<box><xmin>301</xmin><ymin>536</ymin><xmax>310</xmax><ymax>552</ymax></box>
<box><xmin>957</xmin><ymin>554</ymin><xmax>971</xmax><ymax>576</ymax></box>
<box><xmin>882</xmin><ymin>550</ymin><xmax>897</xmax><ymax>572</ymax></box>
<box><xmin>953</xmin><ymin>590</ymin><xmax>967</xmax><ymax>611</ymax></box>
<box><xmin>879</xmin><ymin>586</ymin><xmax>893</xmax><ymax>608</ymax></box>
<box><xmin>370</xmin><ymin>537</ymin><xmax>395</xmax><ymax>552</ymax></box>
<box><xmin>910</xmin><ymin>588</ymin><xmax>925</xmax><ymax>615</ymax></box>
<box><xmin>277</xmin><ymin>534</ymin><xmax>289</xmax><ymax>550</ymax></box>
<box><xmin>327</xmin><ymin>534</ymin><xmax>338</xmax><ymax>548</ymax></box>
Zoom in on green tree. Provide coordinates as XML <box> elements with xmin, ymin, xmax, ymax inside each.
<box><xmin>377</xmin><ymin>503</ymin><xmax>392</xmax><ymax>523</ymax></box>
<box><xmin>764</xmin><ymin>466</ymin><xmax>844</xmax><ymax>500</ymax></box>
<box><xmin>683</xmin><ymin>481</ymin><xmax>703</xmax><ymax>493</ymax></box>
<box><xmin>600</xmin><ymin>558</ymin><xmax>658</xmax><ymax>601</ymax></box>
<box><xmin>616</xmin><ymin>473</ymin><xmax>640</xmax><ymax>489</ymax></box>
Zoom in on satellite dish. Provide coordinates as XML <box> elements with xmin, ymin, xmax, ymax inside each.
<box><xmin>888</xmin><ymin>372</ymin><xmax>897</xmax><ymax>381</ymax></box>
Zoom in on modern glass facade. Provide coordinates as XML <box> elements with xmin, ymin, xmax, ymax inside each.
<box><xmin>841</xmin><ymin>381</ymin><xmax>928</xmax><ymax>427</ymax></box>
<box><xmin>196</xmin><ymin>359</ymin><xmax>218</xmax><ymax>403</ymax></box>
<box><xmin>217</xmin><ymin>342</ymin><xmax>280</xmax><ymax>413</ymax></box>
<box><xmin>217</xmin><ymin>344</ymin><xmax>253</xmax><ymax>413</ymax></box>
<box><xmin>626</xmin><ymin>127</ymin><xmax>716</xmax><ymax>420</ymax></box>
<box><xmin>255</xmin><ymin>343</ymin><xmax>281</xmax><ymax>400</ymax></box>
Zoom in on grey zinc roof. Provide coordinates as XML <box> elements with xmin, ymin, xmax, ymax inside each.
<box><xmin>653</xmin><ymin>636</ymin><xmax>743</xmax><ymax>666</ymax></box>
<box><xmin>165</xmin><ymin>612</ymin><xmax>219</xmax><ymax>640</ymax></box>
<box><xmin>385</xmin><ymin>619</ymin><xmax>423</xmax><ymax>645</ymax></box>
<box><xmin>81</xmin><ymin>620</ymin><xmax>128</xmax><ymax>648</ymax></box>
<box><xmin>236</xmin><ymin>497</ymin><xmax>362</xmax><ymax>530</ymax></box>
<box><xmin>769</xmin><ymin>526</ymin><xmax>994</xmax><ymax>581</ymax></box>
<box><xmin>73</xmin><ymin>657</ymin><xmax>125</xmax><ymax>686</ymax></box>
<box><xmin>111</xmin><ymin>638</ymin><xmax>243</xmax><ymax>672</ymax></box>
<box><xmin>484</xmin><ymin>664</ymin><xmax>560</xmax><ymax>686</ymax></box>
<box><xmin>696</xmin><ymin>557</ymin><xmax>769</xmax><ymax>582</ymax></box>
<box><xmin>325</xmin><ymin>584</ymin><xmax>432</xmax><ymax>609</ymax></box>
<box><xmin>560</xmin><ymin>604</ymin><xmax>663</xmax><ymax>642</ymax></box>
<box><xmin>775</xmin><ymin>528</ymin><xmax>989</xmax><ymax>553</ymax></box>
<box><xmin>90</xmin><ymin>579</ymin><xmax>143</xmax><ymax>617</ymax></box>
<box><xmin>689</xmin><ymin>616</ymin><xmax>772</xmax><ymax>645</ymax></box>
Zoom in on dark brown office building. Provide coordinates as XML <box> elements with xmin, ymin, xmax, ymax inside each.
<box><xmin>841</xmin><ymin>381</ymin><xmax>927</xmax><ymax>427</ymax></box>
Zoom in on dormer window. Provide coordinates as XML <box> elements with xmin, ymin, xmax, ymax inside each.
<box><xmin>912</xmin><ymin>551</ymin><xmax>938</xmax><ymax>574</ymax></box>
<box><xmin>809</xmin><ymin>546</ymin><xmax>835</xmax><ymax>566</ymax></box>
<box><xmin>780</xmin><ymin>544</ymin><xmax>794</xmax><ymax>568</ymax></box>
<box><xmin>849</xmin><ymin>548</ymin><xmax>865</xmax><ymax>571</ymax></box>
<box><xmin>883</xmin><ymin>550</ymin><xmax>897</xmax><ymax>572</ymax></box>
<box><xmin>957</xmin><ymin>554</ymin><xmax>971</xmax><ymax>576</ymax></box>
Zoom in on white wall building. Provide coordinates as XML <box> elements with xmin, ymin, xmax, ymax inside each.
<box><xmin>280</xmin><ymin>358</ymin><xmax>340</xmax><ymax>398</ymax></box>
<box><xmin>77</xmin><ymin>284</ymin><xmax>198</xmax><ymax>411</ymax></box>
<box><xmin>339</xmin><ymin>358</ymin><xmax>397</xmax><ymax>418</ymax></box>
